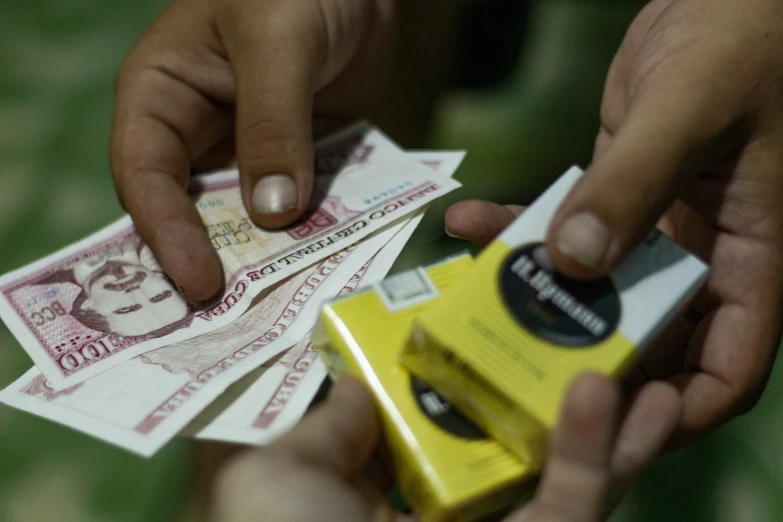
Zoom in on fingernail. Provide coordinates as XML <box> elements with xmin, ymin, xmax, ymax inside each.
<box><xmin>532</xmin><ymin>245</ymin><xmax>554</xmax><ymax>272</ymax></box>
<box><xmin>252</xmin><ymin>174</ymin><xmax>298</xmax><ymax>215</ymax></box>
<box><xmin>444</xmin><ymin>226</ymin><xmax>465</xmax><ymax>240</ymax></box>
<box><xmin>556</xmin><ymin>212</ymin><xmax>610</xmax><ymax>269</ymax></box>
<box><xmin>175</xmin><ymin>283</ymin><xmax>199</xmax><ymax>308</ymax></box>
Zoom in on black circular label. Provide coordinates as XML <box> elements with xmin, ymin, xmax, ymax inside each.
<box><xmin>498</xmin><ymin>243</ymin><xmax>621</xmax><ymax>347</ymax></box>
<box><xmin>410</xmin><ymin>376</ymin><xmax>487</xmax><ymax>440</ymax></box>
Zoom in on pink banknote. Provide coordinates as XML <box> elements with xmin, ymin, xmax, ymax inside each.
<box><xmin>0</xmin><ymin>124</ymin><xmax>461</xmax><ymax>389</ymax></box>
<box><xmin>0</xmin><ymin>231</ymin><xmax>386</xmax><ymax>456</ymax></box>
<box><xmin>184</xmin><ymin>152</ymin><xmax>467</xmax><ymax>445</ymax></box>
<box><xmin>0</xmin><ymin>152</ymin><xmax>465</xmax><ymax>456</ymax></box>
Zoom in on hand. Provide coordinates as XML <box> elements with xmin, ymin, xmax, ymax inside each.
<box><xmin>212</xmin><ymin>375</ymin><xmax>680</xmax><ymax>522</ymax></box>
<box><xmin>110</xmin><ymin>0</ymin><xmax>395</xmax><ymax>302</ymax></box>
<box><xmin>446</xmin><ymin>0</ymin><xmax>783</xmax><ymax>454</ymax></box>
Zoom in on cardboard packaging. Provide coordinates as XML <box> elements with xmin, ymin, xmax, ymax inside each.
<box><xmin>313</xmin><ymin>253</ymin><xmax>534</xmax><ymax>522</ymax></box>
<box><xmin>402</xmin><ymin>166</ymin><xmax>709</xmax><ymax>465</ymax></box>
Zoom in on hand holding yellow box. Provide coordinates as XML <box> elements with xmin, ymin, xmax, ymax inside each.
<box><xmin>313</xmin><ymin>253</ymin><xmax>535</xmax><ymax>522</ymax></box>
<box><xmin>402</xmin><ymin>166</ymin><xmax>709</xmax><ymax>465</ymax></box>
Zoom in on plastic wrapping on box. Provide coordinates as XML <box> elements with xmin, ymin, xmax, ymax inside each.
<box><xmin>402</xmin><ymin>166</ymin><xmax>709</xmax><ymax>463</ymax></box>
<box><xmin>313</xmin><ymin>253</ymin><xmax>534</xmax><ymax>522</ymax></box>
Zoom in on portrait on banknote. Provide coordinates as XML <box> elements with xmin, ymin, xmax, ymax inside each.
<box><xmin>0</xmin><ymin>127</ymin><xmax>463</xmax><ymax>388</ymax></box>
<box><xmin>7</xmin><ymin>233</ymin><xmax>192</xmax><ymax>349</ymax></box>
<box><xmin>38</xmin><ymin>235</ymin><xmax>192</xmax><ymax>339</ymax></box>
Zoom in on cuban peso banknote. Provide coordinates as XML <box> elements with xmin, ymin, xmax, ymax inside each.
<box><xmin>182</xmin><ymin>152</ymin><xmax>466</xmax><ymax>446</ymax></box>
<box><xmin>0</xmin><ymin>124</ymin><xmax>461</xmax><ymax>389</ymax></box>
<box><xmin>0</xmin><ymin>152</ymin><xmax>464</xmax><ymax>457</ymax></box>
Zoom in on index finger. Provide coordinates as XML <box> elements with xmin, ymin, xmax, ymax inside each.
<box><xmin>111</xmin><ymin>114</ymin><xmax>223</xmax><ymax>302</ymax></box>
<box><xmin>111</xmin><ymin>13</ymin><xmax>229</xmax><ymax>301</ymax></box>
<box><xmin>444</xmin><ymin>201</ymin><xmax>525</xmax><ymax>246</ymax></box>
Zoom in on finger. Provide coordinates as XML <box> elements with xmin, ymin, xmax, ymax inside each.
<box><xmin>546</xmin><ymin>43</ymin><xmax>746</xmax><ymax>279</ymax></box>
<box><xmin>509</xmin><ymin>373</ymin><xmax>620</xmax><ymax>522</ymax></box>
<box><xmin>593</xmin><ymin>126</ymin><xmax>614</xmax><ymax>161</ymax></box>
<box><xmin>270</xmin><ymin>376</ymin><xmax>381</xmax><ymax>477</ymax></box>
<box><xmin>619</xmin><ymin>307</ymin><xmax>701</xmax><ymax>396</ymax></box>
<box><xmin>666</xmin><ymin>303</ymin><xmax>781</xmax><ymax>449</ymax></box>
<box><xmin>444</xmin><ymin>200</ymin><xmax>525</xmax><ymax>246</ymax></box>
<box><xmin>606</xmin><ymin>381</ymin><xmax>682</xmax><ymax>510</ymax></box>
<box><xmin>192</xmin><ymin>137</ymin><xmax>236</xmax><ymax>173</ymax></box>
<box><xmin>349</xmin><ymin>479</ymin><xmax>417</xmax><ymax>522</ymax></box>
<box><xmin>360</xmin><ymin>451</ymin><xmax>396</xmax><ymax>493</ymax></box>
<box><xmin>112</xmin><ymin>12</ymin><xmax>232</xmax><ymax>301</ymax></box>
<box><xmin>193</xmin><ymin>441</ymin><xmax>244</xmax><ymax>517</ymax></box>
<box><xmin>218</xmin><ymin>0</ymin><xmax>376</xmax><ymax>230</ymax></box>
<box><xmin>113</xmin><ymin>123</ymin><xmax>224</xmax><ymax>303</ymax></box>
<box><xmin>214</xmin><ymin>1</ymin><xmax>322</xmax><ymax>229</ymax></box>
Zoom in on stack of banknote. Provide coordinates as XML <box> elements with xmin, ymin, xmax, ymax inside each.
<box><xmin>0</xmin><ymin>123</ymin><xmax>465</xmax><ymax>457</ymax></box>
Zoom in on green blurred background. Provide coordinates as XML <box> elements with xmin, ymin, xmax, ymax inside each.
<box><xmin>0</xmin><ymin>0</ymin><xmax>781</xmax><ymax>520</ymax></box>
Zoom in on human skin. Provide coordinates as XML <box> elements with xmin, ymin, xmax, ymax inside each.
<box><xmin>112</xmin><ymin>0</ymin><xmax>783</xmax><ymax>517</ymax></box>
<box><xmin>446</xmin><ymin>0</ymin><xmax>783</xmax><ymax>455</ymax></box>
<box><xmin>211</xmin><ymin>374</ymin><xmax>680</xmax><ymax>522</ymax></box>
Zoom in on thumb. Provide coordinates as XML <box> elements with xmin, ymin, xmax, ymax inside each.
<box><xmin>546</xmin><ymin>118</ymin><xmax>680</xmax><ymax>278</ymax></box>
<box><xmin>219</xmin><ymin>2</ymin><xmax>320</xmax><ymax>229</ymax></box>
<box><xmin>507</xmin><ymin>373</ymin><xmax>621</xmax><ymax>522</ymax></box>
<box><xmin>269</xmin><ymin>376</ymin><xmax>381</xmax><ymax>476</ymax></box>
<box><xmin>545</xmin><ymin>63</ymin><xmax>740</xmax><ymax>279</ymax></box>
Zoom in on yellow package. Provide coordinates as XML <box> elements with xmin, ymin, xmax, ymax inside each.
<box><xmin>402</xmin><ymin>166</ymin><xmax>709</xmax><ymax>465</ymax></box>
<box><xmin>313</xmin><ymin>253</ymin><xmax>534</xmax><ymax>522</ymax></box>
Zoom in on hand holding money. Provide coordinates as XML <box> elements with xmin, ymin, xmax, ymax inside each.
<box><xmin>0</xmin><ymin>139</ymin><xmax>464</xmax><ymax>457</ymax></box>
<box><xmin>111</xmin><ymin>0</ymin><xmax>394</xmax><ymax>302</ymax></box>
<box><xmin>0</xmin><ymin>126</ymin><xmax>459</xmax><ymax>389</ymax></box>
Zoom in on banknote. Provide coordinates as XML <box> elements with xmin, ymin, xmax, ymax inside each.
<box><xmin>182</xmin><ymin>219</ymin><xmax>403</xmax><ymax>444</ymax></box>
<box><xmin>0</xmin><ymin>152</ymin><xmax>465</xmax><ymax>456</ymax></box>
<box><xmin>183</xmin><ymin>152</ymin><xmax>467</xmax><ymax>445</ymax></box>
<box><xmin>0</xmin><ymin>124</ymin><xmax>462</xmax><ymax>389</ymax></box>
<box><xmin>0</xmin><ymin>230</ymin><xmax>388</xmax><ymax>456</ymax></box>
<box><xmin>183</xmin><ymin>333</ymin><xmax>327</xmax><ymax>445</ymax></box>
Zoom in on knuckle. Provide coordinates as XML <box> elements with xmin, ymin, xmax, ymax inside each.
<box><xmin>115</xmin><ymin>30</ymin><xmax>154</xmax><ymax>95</ymax></box>
<box><xmin>735</xmin><ymin>384</ymin><xmax>765</xmax><ymax>417</ymax></box>
<box><xmin>213</xmin><ymin>451</ymin><xmax>311</xmax><ymax>521</ymax></box>
<box><xmin>219</xmin><ymin>0</ymin><xmax>311</xmax><ymax>42</ymax></box>
<box><xmin>243</xmin><ymin>117</ymin><xmax>295</xmax><ymax>147</ymax></box>
<box><xmin>114</xmin><ymin>59</ymin><xmax>130</xmax><ymax>95</ymax></box>
<box><xmin>115</xmin><ymin>46</ymin><xmax>139</xmax><ymax>93</ymax></box>
<box><xmin>213</xmin><ymin>453</ymin><xmax>265</xmax><ymax>516</ymax></box>
<box><xmin>217</xmin><ymin>450</ymin><xmax>250</xmax><ymax>481</ymax></box>
<box><xmin>214</xmin><ymin>451</ymin><xmax>257</xmax><ymax>501</ymax></box>
<box><xmin>218</xmin><ymin>450</ymin><xmax>291</xmax><ymax>486</ymax></box>
<box><xmin>109</xmin><ymin>134</ymin><xmax>147</xmax><ymax>210</ymax></box>
<box><xmin>316</xmin><ymin>412</ymin><xmax>365</xmax><ymax>466</ymax></box>
<box><xmin>144</xmin><ymin>211</ymin><xmax>195</xmax><ymax>252</ymax></box>
<box><xmin>112</xmin><ymin>179</ymin><xmax>130</xmax><ymax>212</ymax></box>
<box><xmin>612</xmin><ymin>445</ymin><xmax>649</xmax><ymax>482</ymax></box>
<box><xmin>527</xmin><ymin>501</ymin><xmax>585</xmax><ymax>522</ymax></box>
<box><xmin>241</xmin><ymin>119</ymin><xmax>305</xmax><ymax>170</ymax></box>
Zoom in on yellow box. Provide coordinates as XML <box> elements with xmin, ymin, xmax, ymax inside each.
<box><xmin>313</xmin><ymin>253</ymin><xmax>534</xmax><ymax>522</ymax></box>
<box><xmin>402</xmin><ymin>166</ymin><xmax>709</xmax><ymax>465</ymax></box>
